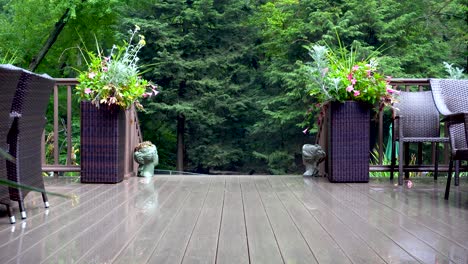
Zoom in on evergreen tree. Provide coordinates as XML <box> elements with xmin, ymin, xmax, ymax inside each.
<box><xmin>127</xmin><ymin>0</ymin><xmax>258</xmax><ymax>172</ymax></box>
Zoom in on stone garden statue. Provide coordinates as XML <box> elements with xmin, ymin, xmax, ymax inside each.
<box><xmin>134</xmin><ymin>141</ymin><xmax>159</xmax><ymax>177</ymax></box>
<box><xmin>302</xmin><ymin>144</ymin><xmax>326</xmax><ymax>177</ymax></box>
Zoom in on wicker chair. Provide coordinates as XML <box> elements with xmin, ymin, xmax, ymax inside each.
<box><xmin>0</xmin><ymin>65</ymin><xmax>22</xmax><ymax>224</ymax></box>
<box><xmin>430</xmin><ymin>79</ymin><xmax>468</xmax><ymax>199</ymax></box>
<box><xmin>6</xmin><ymin>69</ymin><xmax>55</xmax><ymax>219</ymax></box>
<box><xmin>390</xmin><ymin>91</ymin><xmax>449</xmax><ymax>185</ymax></box>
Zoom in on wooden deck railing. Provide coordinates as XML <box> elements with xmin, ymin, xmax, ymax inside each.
<box><xmin>47</xmin><ymin>78</ymin><xmax>463</xmax><ymax>176</ymax></box>
<box><xmin>41</xmin><ymin>78</ymin><xmax>143</xmax><ymax>177</ymax></box>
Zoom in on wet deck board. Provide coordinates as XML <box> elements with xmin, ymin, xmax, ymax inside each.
<box><xmin>0</xmin><ymin>175</ymin><xmax>466</xmax><ymax>264</ymax></box>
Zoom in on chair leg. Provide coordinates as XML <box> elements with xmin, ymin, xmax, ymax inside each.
<box><xmin>390</xmin><ymin>139</ymin><xmax>396</xmax><ymax>180</ymax></box>
<box><xmin>398</xmin><ymin>141</ymin><xmax>404</xmax><ymax>185</ymax></box>
<box><xmin>5</xmin><ymin>204</ymin><xmax>15</xmax><ymax>224</ymax></box>
<box><xmin>434</xmin><ymin>144</ymin><xmax>439</xmax><ymax>180</ymax></box>
<box><xmin>445</xmin><ymin>158</ymin><xmax>453</xmax><ymax>200</ymax></box>
<box><xmin>18</xmin><ymin>200</ymin><xmax>27</xmax><ymax>219</ymax></box>
<box><xmin>404</xmin><ymin>142</ymin><xmax>410</xmax><ymax>180</ymax></box>
<box><xmin>42</xmin><ymin>192</ymin><xmax>49</xmax><ymax>208</ymax></box>
<box><xmin>454</xmin><ymin>160</ymin><xmax>460</xmax><ymax>186</ymax></box>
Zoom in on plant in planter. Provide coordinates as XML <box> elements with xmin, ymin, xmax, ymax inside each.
<box><xmin>75</xmin><ymin>26</ymin><xmax>158</xmax><ymax>183</ymax></box>
<box><xmin>303</xmin><ymin>42</ymin><xmax>398</xmax><ymax>182</ymax></box>
<box><xmin>76</xmin><ymin>25</ymin><xmax>158</xmax><ymax>110</ymax></box>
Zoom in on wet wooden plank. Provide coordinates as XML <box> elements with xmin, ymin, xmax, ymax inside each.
<box><xmin>145</xmin><ymin>177</ymin><xmax>213</xmax><ymax>264</ymax></box>
<box><xmin>349</xmin><ymin>181</ymin><xmax>468</xmax><ymax>227</ymax></box>
<box><xmin>0</xmin><ymin>180</ymin><xmax>98</xmax><ymax>228</ymax></box>
<box><xmin>181</xmin><ymin>176</ymin><xmax>225</xmax><ymax>264</ymax></box>
<box><xmin>75</xmin><ymin>177</ymin><xmax>186</xmax><ymax>264</ymax></box>
<box><xmin>240</xmin><ymin>176</ymin><xmax>283</xmax><ymax>264</ymax></box>
<box><xmin>254</xmin><ymin>177</ymin><xmax>318</xmax><ymax>264</ymax></box>
<box><xmin>267</xmin><ymin>177</ymin><xmax>352</xmax><ymax>264</ymax></box>
<box><xmin>40</xmin><ymin>177</ymin><xmax>169</xmax><ymax>264</ymax></box>
<box><xmin>111</xmin><ymin>177</ymin><xmax>206</xmax><ymax>264</ymax></box>
<box><xmin>4</xmin><ymin>177</ymin><xmax>142</xmax><ymax>263</ymax></box>
<box><xmin>0</xmin><ymin>182</ymin><xmax>125</xmax><ymax>263</ymax></box>
<box><xmin>0</xmin><ymin>183</ymin><xmax>104</xmax><ymax>247</ymax></box>
<box><xmin>216</xmin><ymin>176</ymin><xmax>249</xmax><ymax>264</ymax></box>
<box><xmin>281</xmin><ymin>177</ymin><xmax>386</xmax><ymax>264</ymax></box>
<box><xmin>312</xmin><ymin>178</ymin><xmax>459</xmax><ymax>264</ymax></box>
<box><xmin>398</xmin><ymin>187</ymin><xmax>468</xmax><ymax>226</ymax></box>
<box><xmin>291</xmin><ymin>177</ymin><xmax>422</xmax><ymax>263</ymax></box>
<box><xmin>347</xmin><ymin>182</ymin><xmax>468</xmax><ymax>248</ymax></box>
<box><xmin>0</xmin><ymin>176</ymin><xmax>466</xmax><ymax>264</ymax></box>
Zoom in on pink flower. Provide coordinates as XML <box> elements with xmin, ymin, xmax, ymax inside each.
<box><xmin>302</xmin><ymin>128</ymin><xmax>309</xmax><ymax>134</ymax></box>
<box><xmin>347</xmin><ymin>73</ymin><xmax>353</xmax><ymax>81</ymax></box>
<box><xmin>104</xmin><ymin>57</ymin><xmax>110</xmax><ymax>62</ymax></box>
<box><xmin>386</xmin><ymin>87</ymin><xmax>400</xmax><ymax>94</ymax></box>
<box><xmin>351</xmin><ymin>78</ymin><xmax>357</xmax><ymax>85</ymax></box>
<box><xmin>346</xmin><ymin>85</ymin><xmax>354</xmax><ymax>92</ymax></box>
<box><xmin>84</xmin><ymin>88</ymin><xmax>92</xmax><ymax>94</ymax></box>
<box><xmin>366</xmin><ymin>70</ymin><xmax>372</xmax><ymax>77</ymax></box>
<box><xmin>353</xmin><ymin>90</ymin><xmax>360</xmax><ymax>96</ymax></box>
<box><xmin>142</xmin><ymin>92</ymin><xmax>153</xmax><ymax>98</ymax></box>
<box><xmin>88</xmin><ymin>72</ymin><xmax>96</xmax><ymax>79</ymax></box>
<box><xmin>352</xmin><ymin>65</ymin><xmax>359</xmax><ymax>71</ymax></box>
<box><xmin>151</xmin><ymin>88</ymin><xmax>159</xmax><ymax>96</ymax></box>
<box><xmin>102</xmin><ymin>67</ymin><xmax>108</xmax><ymax>72</ymax></box>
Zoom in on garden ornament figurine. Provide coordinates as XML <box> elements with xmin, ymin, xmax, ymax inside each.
<box><xmin>134</xmin><ymin>141</ymin><xmax>159</xmax><ymax>177</ymax></box>
<box><xmin>302</xmin><ymin>144</ymin><xmax>325</xmax><ymax>177</ymax></box>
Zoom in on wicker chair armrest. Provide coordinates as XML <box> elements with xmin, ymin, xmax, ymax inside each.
<box><xmin>441</xmin><ymin>112</ymin><xmax>468</xmax><ymax>124</ymax></box>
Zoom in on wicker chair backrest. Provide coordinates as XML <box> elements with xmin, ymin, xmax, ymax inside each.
<box><xmin>430</xmin><ymin>79</ymin><xmax>468</xmax><ymax>153</ymax></box>
<box><xmin>11</xmin><ymin>71</ymin><xmax>55</xmax><ymax>117</ymax></box>
<box><xmin>0</xmin><ymin>65</ymin><xmax>22</xmax><ymax>204</ymax></box>
<box><xmin>430</xmin><ymin>79</ymin><xmax>468</xmax><ymax>115</ymax></box>
<box><xmin>394</xmin><ymin>91</ymin><xmax>440</xmax><ymax>138</ymax></box>
<box><xmin>7</xmin><ymin>70</ymin><xmax>55</xmax><ymax>202</ymax></box>
<box><xmin>0</xmin><ymin>65</ymin><xmax>21</xmax><ymax>135</ymax></box>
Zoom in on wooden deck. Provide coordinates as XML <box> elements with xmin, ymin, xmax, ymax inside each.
<box><xmin>0</xmin><ymin>176</ymin><xmax>467</xmax><ymax>264</ymax></box>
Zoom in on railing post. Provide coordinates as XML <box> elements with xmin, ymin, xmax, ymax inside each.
<box><xmin>42</xmin><ymin>78</ymin><xmax>81</xmax><ymax>175</ymax></box>
<box><xmin>53</xmin><ymin>85</ymin><xmax>59</xmax><ymax>178</ymax></box>
<box><xmin>66</xmin><ymin>85</ymin><xmax>72</xmax><ymax>165</ymax></box>
<box><xmin>378</xmin><ymin>109</ymin><xmax>383</xmax><ymax>165</ymax></box>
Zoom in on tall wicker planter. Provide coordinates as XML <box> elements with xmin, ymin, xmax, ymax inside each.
<box><xmin>327</xmin><ymin>101</ymin><xmax>370</xmax><ymax>182</ymax></box>
<box><xmin>80</xmin><ymin>101</ymin><xmax>126</xmax><ymax>183</ymax></box>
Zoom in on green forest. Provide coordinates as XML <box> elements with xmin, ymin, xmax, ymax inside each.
<box><xmin>0</xmin><ymin>0</ymin><xmax>466</xmax><ymax>174</ymax></box>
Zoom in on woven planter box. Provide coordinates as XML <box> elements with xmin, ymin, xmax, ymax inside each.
<box><xmin>327</xmin><ymin>101</ymin><xmax>370</xmax><ymax>182</ymax></box>
<box><xmin>80</xmin><ymin>101</ymin><xmax>126</xmax><ymax>183</ymax></box>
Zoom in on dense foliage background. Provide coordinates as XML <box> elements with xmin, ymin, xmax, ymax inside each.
<box><xmin>0</xmin><ymin>0</ymin><xmax>466</xmax><ymax>174</ymax></box>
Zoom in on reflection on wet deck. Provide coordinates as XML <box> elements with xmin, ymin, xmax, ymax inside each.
<box><xmin>0</xmin><ymin>176</ymin><xmax>466</xmax><ymax>264</ymax></box>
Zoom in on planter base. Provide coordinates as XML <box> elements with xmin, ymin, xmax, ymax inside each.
<box><xmin>80</xmin><ymin>102</ymin><xmax>126</xmax><ymax>183</ymax></box>
<box><xmin>327</xmin><ymin>101</ymin><xmax>370</xmax><ymax>182</ymax></box>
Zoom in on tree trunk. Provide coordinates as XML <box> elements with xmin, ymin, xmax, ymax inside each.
<box><xmin>176</xmin><ymin>114</ymin><xmax>185</xmax><ymax>172</ymax></box>
<box><xmin>28</xmin><ymin>8</ymin><xmax>71</xmax><ymax>71</ymax></box>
